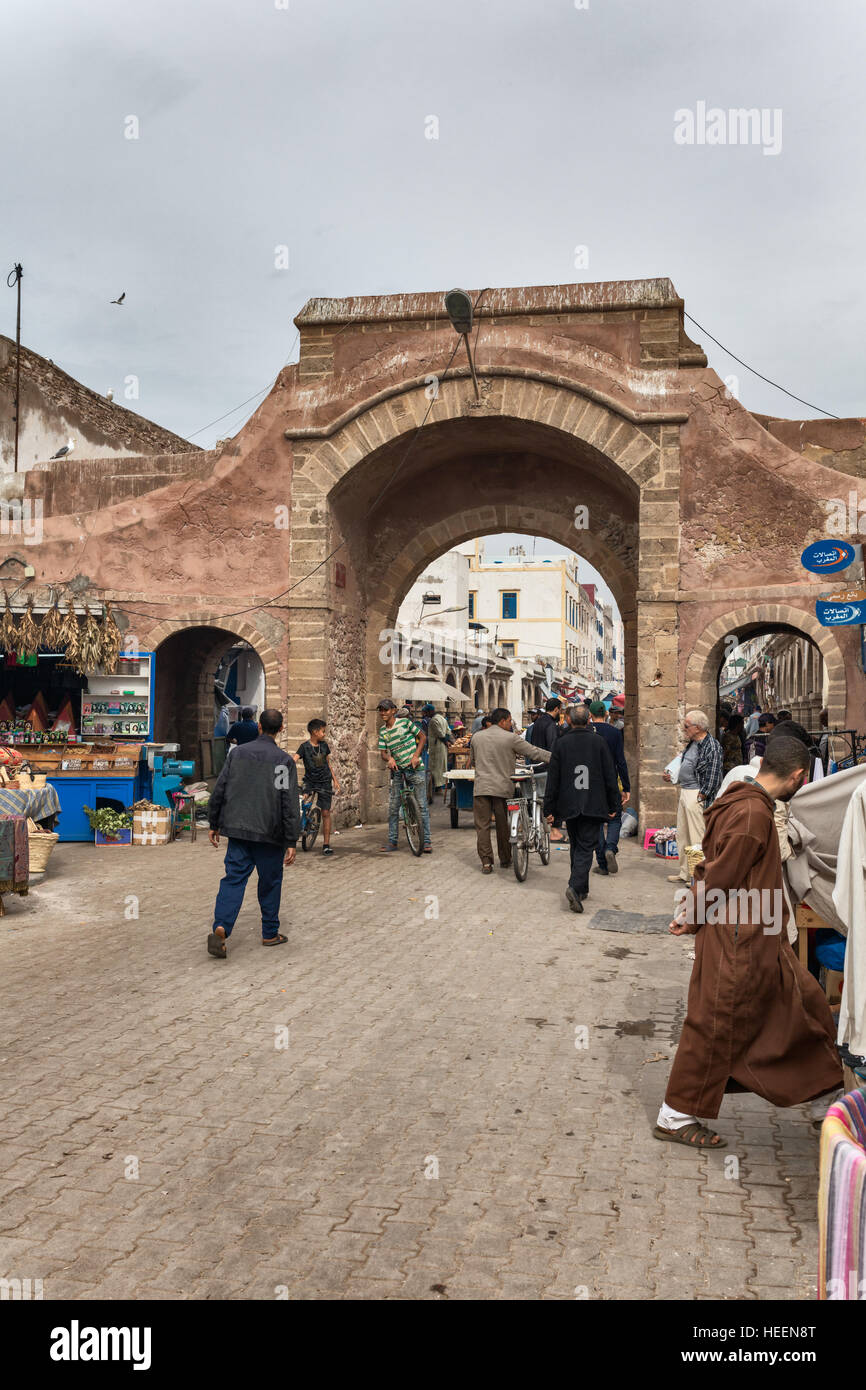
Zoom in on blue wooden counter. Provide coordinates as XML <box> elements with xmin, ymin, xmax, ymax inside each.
<box><xmin>47</xmin><ymin>775</ymin><xmax>142</xmax><ymax>842</ymax></box>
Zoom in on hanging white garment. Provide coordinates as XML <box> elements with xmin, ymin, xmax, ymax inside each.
<box><xmin>785</xmin><ymin>763</ymin><xmax>866</xmax><ymax>936</ymax></box>
<box><xmin>834</xmin><ymin>780</ymin><xmax>866</xmax><ymax>1057</ymax></box>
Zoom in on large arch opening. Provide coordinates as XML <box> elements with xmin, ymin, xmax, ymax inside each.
<box><xmin>300</xmin><ymin>388</ymin><xmax>666</xmax><ymax>824</ymax></box>
<box><xmin>325</xmin><ymin>411</ymin><xmax>641</xmax><ymax>820</ymax></box>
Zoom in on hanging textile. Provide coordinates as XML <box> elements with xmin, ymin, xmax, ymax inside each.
<box><xmin>819</xmin><ymin>1088</ymin><xmax>866</xmax><ymax>1299</ymax></box>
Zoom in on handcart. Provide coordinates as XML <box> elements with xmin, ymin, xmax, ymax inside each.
<box><xmin>444</xmin><ymin>768</ymin><xmax>475</xmax><ymax>828</ymax></box>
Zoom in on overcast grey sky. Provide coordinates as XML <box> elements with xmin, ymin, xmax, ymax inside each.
<box><xmin>3</xmin><ymin>0</ymin><xmax>863</xmax><ymax>465</ymax></box>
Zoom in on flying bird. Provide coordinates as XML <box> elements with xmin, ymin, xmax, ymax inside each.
<box><xmin>50</xmin><ymin>438</ymin><xmax>75</xmax><ymax>460</ymax></box>
<box><xmin>110</xmin><ymin>292</ymin><xmax>125</xmax><ymax>305</ymax></box>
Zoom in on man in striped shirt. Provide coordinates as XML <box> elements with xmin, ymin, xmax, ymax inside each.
<box><xmin>377</xmin><ymin>699</ymin><xmax>432</xmax><ymax>853</ymax></box>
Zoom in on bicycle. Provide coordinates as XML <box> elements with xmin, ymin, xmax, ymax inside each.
<box><xmin>507</xmin><ymin>768</ymin><xmax>551</xmax><ymax>882</ymax></box>
<box><xmin>394</xmin><ymin>765</ymin><xmax>425</xmax><ymax>857</ymax></box>
<box><xmin>299</xmin><ymin>789</ymin><xmax>322</xmax><ymax>851</ymax></box>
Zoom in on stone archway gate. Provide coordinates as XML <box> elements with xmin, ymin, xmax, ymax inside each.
<box><xmin>9</xmin><ymin>278</ymin><xmax>865</xmax><ymax>830</ymax></box>
<box><xmin>279</xmin><ymin>280</ymin><xmax>863</xmax><ymax>827</ymax></box>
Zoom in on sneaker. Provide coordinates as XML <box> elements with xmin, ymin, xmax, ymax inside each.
<box><xmin>322</xmin><ymin>845</ymin><xmax>334</xmax><ymax>856</ymax></box>
<box><xmin>565</xmin><ymin>886</ymin><xmax>584</xmax><ymax>914</ymax></box>
<box><xmin>481</xmin><ymin>864</ymin><xmax>493</xmax><ymax>874</ymax></box>
<box><xmin>605</xmin><ymin>850</ymin><xmax>618</xmax><ymax>874</ymax></box>
<box><xmin>379</xmin><ymin>843</ymin><xmax>399</xmax><ymax>853</ymax></box>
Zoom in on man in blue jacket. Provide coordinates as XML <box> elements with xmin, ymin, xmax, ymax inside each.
<box><xmin>206</xmin><ymin>708</ymin><xmax>300</xmax><ymax>957</ymax></box>
<box><xmin>589</xmin><ymin>701</ymin><xmax>630</xmax><ymax>875</ymax></box>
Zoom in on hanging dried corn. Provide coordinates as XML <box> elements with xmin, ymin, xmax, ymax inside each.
<box><xmin>0</xmin><ymin>595</ymin><xmax>16</xmax><ymax>654</ymax></box>
<box><xmin>98</xmin><ymin>601</ymin><xmax>122</xmax><ymax>674</ymax></box>
<box><xmin>59</xmin><ymin>599</ymin><xmax>81</xmax><ymax>669</ymax></box>
<box><xmin>15</xmin><ymin>598</ymin><xmax>39</xmax><ymax>659</ymax></box>
<box><xmin>75</xmin><ymin>604</ymin><xmax>102</xmax><ymax>674</ymax></box>
<box><xmin>39</xmin><ymin>598</ymin><xmax>64</xmax><ymax>651</ymax></box>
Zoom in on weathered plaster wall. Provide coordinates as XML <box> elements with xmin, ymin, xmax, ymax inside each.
<box><xmin>0</xmin><ymin>335</ymin><xmax>196</xmax><ymax>473</ymax></box>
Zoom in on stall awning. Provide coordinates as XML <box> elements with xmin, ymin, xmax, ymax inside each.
<box><xmin>392</xmin><ymin>672</ymin><xmax>471</xmax><ymax>703</ymax></box>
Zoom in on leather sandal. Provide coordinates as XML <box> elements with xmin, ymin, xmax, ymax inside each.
<box><xmin>653</xmin><ymin>1122</ymin><xmax>726</xmax><ymax>1148</ymax></box>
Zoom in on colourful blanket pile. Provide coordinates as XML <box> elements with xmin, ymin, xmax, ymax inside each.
<box><xmin>819</xmin><ymin>1088</ymin><xmax>866</xmax><ymax>1299</ymax></box>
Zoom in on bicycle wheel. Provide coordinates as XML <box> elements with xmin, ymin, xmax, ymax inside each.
<box><xmin>512</xmin><ymin>806</ymin><xmax>529</xmax><ymax>882</ymax></box>
<box><xmin>302</xmin><ymin>805</ymin><xmax>321</xmax><ymax>851</ymax></box>
<box><xmin>538</xmin><ymin>817</ymin><xmax>551</xmax><ymax>865</ymax></box>
<box><xmin>403</xmin><ymin>792</ymin><xmax>424</xmax><ymax>856</ymax></box>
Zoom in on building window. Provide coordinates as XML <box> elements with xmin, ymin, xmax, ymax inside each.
<box><xmin>501</xmin><ymin>591</ymin><xmax>518</xmax><ymax>620</ymax></box>
<box><xmin>468</xmin><ymin>591</ymin><xmax>476</xmax><ymax>620</ymax></box>
<box><xmin>500</xmin><ymin>641</ymin><xmax>516</xmax><ymax>657</ymax></box>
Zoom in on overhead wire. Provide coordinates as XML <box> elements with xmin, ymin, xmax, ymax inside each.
<box><xmin>683</xmin><ymin>311</ymin><xmax>839</xmax><ymax>419</ymax></box>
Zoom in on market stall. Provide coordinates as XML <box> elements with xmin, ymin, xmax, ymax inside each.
<box><xmin>0</xmin><ymin>598</ymin><xmax>155</xmax><ymax>841</ymax></box>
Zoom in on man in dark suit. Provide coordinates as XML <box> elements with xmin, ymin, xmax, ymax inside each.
<box><xmin>589</xmin><ymin>700</ymin><xmax>630</xmax><ymax>876</ymax></box>
<box><xmin>530</xmin><ymin>696</ymin><xmax>565</xmax><ymax>840</ymax></box>
<box><xmin>543</xmin><ymin>704</ymin><xmax>621</xmax><ymax>913</ymax></box>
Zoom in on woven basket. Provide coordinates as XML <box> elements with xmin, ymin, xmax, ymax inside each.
<box><xmin>685</xmin><ymin>844</ymin><xmax>705</xmax><ymax>876</ymax></box>
<box><xmin>26</xmin><ymin>818</ymin><xmax>59</xmax><ymax>873</ymax></box>
<box><xmin>18</xmin><ymin>771</ymin><xmax>47</xmax><ymax>789</ymax></box>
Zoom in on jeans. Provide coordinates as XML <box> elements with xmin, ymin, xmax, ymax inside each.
<box><xmin>212</xmin><ymin>837</ymin><xmax>285</xmax><ymax>939</ymax></box>
<box><xmin>596</xmin><ymin>811</ymin><xmax>622</xmax><ymax>868</ymax></box>
<box><xmin>565</xmin><ymin>816</ymin><xmax>603</xmax><ymax>897</ymax></box>
<box><xmin>388</xmin><ymin>766</ymin><xmax>431</xmax><ymax>846</ymax></box>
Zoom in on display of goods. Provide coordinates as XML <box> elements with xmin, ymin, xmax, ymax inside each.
<box><xmin>82</xmin><ymin>804</ymin><xmax>133</xmax><ymax>839</ymax></box>
<box><xmin>50</xmin><ymin>696</ymin><xmax>77</xmax><ymax>734</ymax></box>
<box><xmin>15</xmin><ymin>598</ymin><xmax>39</xmax><ymax>659</ymax></box>
<box><xmin>0</xmin><ymin>595</ymin><xmax>16</xmax><ymax>654</ymax></box>
<box><xmin>58</xmin><ymin>599</ymin><xmax>81</xmax><ymax>668</ymax></box>
<box><xmin>39</xmin><ymin>600</ymin><xmax>64</xmax><ymax>650</ymax></box>
<box><xmin>73</xmin><ymin>604</ymin><xmax>101</xmax><ymax>675</ymax></box>
<box><xmin>98</xmin><ymin>601</ymin><xmax>123</xmax><ymax>674</ymax></box>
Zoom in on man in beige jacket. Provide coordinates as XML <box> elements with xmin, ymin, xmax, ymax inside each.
<box><xmin>470</xmin><ymin>707</ymin><xmax>551</xmax><ymax>873</ymax></box>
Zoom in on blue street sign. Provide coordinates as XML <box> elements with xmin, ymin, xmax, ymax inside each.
<box><xmin>815</xmin><ymin>600</ymin><xmax>866</xmax><ymax>627</ymax></box>
<box><xmin>801</xmin><ymin>539</ymin><xmax>858</xmax><ymax>573</ymax></box>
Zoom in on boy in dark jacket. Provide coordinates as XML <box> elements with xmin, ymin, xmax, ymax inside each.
<box><xmin>207</xmin><ymin>708</ymin><xmax>300</xmax><ymax>957</ymax></box>
<box><xmin>543</xmin><ymin>704</ymin><xmax>621</xmax><ymax>913</ymax></box>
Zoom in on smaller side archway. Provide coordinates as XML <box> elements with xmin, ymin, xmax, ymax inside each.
<box><xmin>684</xmin><ymin>604</ymin><xmax>847</xmax><ymax>728</ymax></box>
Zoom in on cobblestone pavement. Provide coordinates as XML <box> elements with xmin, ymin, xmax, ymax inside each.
<box><xmin>1</xmin><ymin>803</ymin><xmax>822</xmax><ymax>1301</ymax></box>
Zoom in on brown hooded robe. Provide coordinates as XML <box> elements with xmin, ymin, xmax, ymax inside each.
<box><xmin>665</xmin><ymin>779</ymin><xmax>841</xmax><ymax>1118</ymax></box>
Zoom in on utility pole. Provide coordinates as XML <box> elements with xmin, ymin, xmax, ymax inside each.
<box><xmin>6</xmin><ymin>264</ymin><xmax>23</xmax><ymax>473</ymax></box>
